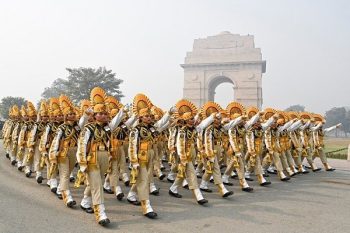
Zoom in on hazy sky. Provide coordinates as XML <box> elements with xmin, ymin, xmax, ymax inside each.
<box><xmin>0</xmin><ymin>0</ymin><xmax>349</xmax><ymax>113</ymax></box>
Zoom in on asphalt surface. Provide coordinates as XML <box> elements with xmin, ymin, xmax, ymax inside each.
<box><xmin>1</xmin><ymin>145</ymin><xmax>350</xmax><ymax>233</ymax></box>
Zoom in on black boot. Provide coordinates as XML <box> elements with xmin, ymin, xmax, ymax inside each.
<box><xmin>144</xmin><ymin>212</ymin><xmax>157</xmax><ymax>219</ymax></box>
<box><xmin>197</xmin><ymin>199</ymin><xmax>208</xmax><ymax>205</ymax></box>
<box><xmin>127</xmin><ymin>199</ymin><xmax>141</xmax><ymax>206</ymax></box>
<box><xmin>169</xmin><ymin>190</ymin><xmax>182</xmax><ymax>198</ymax></box>
<box><xmin>242</xmin><ymin>187</ymin><xmax>254</xmax><ymax>192</ymax></box>
<box><xmin>98</xmin><ymin>218</ymin><xmax>110</xmax><ymax>226</ymax></box>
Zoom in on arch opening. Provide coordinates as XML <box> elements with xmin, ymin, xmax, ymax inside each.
<box><xmin>208</xmin><ymin>76</ymin><xmax>235</xmax><ymax>107</ymax></box>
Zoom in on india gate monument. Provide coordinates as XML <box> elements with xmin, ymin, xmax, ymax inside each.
<box><xmin>181</xmin><ymin>31</ymin><xmax>266</xmax><ymax>109</ymax></box>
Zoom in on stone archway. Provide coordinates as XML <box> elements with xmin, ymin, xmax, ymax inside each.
<box><xmin>208</xmin><ymin>76</ymin><xmax>234</xmax><ymax>101</ymax></box>
<box><xmin>181</xmin><ymin>31</ymin><xmax>266</xmax><ymax>109</ymax></box>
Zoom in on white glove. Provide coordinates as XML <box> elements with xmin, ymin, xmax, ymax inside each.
<box><xmin>169</xmin><ymin>106</ymin><xmax>177</xmax><ymax>114</ymax></box>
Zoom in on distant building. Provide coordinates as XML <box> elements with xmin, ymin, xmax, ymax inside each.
<box><xmin>181</xmin><ymin>31</ymin><xmax>266</xmax><ymax>108</ymax></box>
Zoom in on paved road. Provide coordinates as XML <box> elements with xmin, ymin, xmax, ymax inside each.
<box><xmin>1</xmin><ymin>146</ymin><xmax>350</xmax><ymax>233</ymax></box>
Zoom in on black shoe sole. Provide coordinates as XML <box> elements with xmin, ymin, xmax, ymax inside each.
<box><xmin>242</xmin><ymin>187</ymin><xmax>254</xmax><ymax>193</ymax></box>
<box><xmin>80</xmin><ymin>205</ymin><xmax>94</xmax><ymax>214</ymax></box>
<box><xmin>98</xmin><ymin>218</ymin><xmax>110</xmax><ymax>226</ymax></box>
<box><xmin>151</xmin><ymin>191</ymin><xmax>160</xmax><ymax>196</ymax></box>
<box><xmin>167</xmin><ymin>178</ymin><xmax>175</xmax><ymax>183</ymax></box>
<box><xmin>67</xmin><ymin>201</ymin><xmax>76</xmax><ymax>208</ymax></box>
<box><xmin>37</xmin><ymin>177</ymin><xmax>43</xmax><ymax>184</ymax></box>
<box><xmin>200</xmin><ymin>188</ymin><xmax>213</xmax><ymax>193</ymax></box>
<box><xmin>145</xmin><ymin>212</ymin><xmax>157</xmax><ymax>219</ymax></box>
<box><xmin>198</xmin><ymin>199</ymin><xmax>208</xmax><ymax>205</ymax></box>
<box><xmin>116</xmin><ymin>193</ymin><xmax>124</xmax><ymax>201</ymax></box>
<box><xmin>103</xmin><ymin>188</ymin><xmax>114</xmax><ymax>194</ymax></box>
<box><xmin>260</xmin><ymin>182</ymin><xmax>271</xmax><ymax>186</ymax></box>
<box><xmin>223</xmin><ymin>182</ymin><xmax>234</xmax><ymax>186</ymax></box>
<box><xmin>267</xmin><ymin>171</ymin><xmax>277</xmax><ymax>175</ymax></box>
<box><xmin>169</xmin><ymin>190</ymin><xmax>182</xmax><ymax>198</ymax></box>
<box><xmin>127</xmin><ymin>199</ymin><xmax>141</xmax><ymax>206</ymax></box>
<box><xmin>223</xmin><ymin>191</ymin><xmax>234</xmax><ymax>197</ymax></box>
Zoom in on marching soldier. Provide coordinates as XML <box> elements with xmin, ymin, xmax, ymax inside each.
<box><xmin>77</xmin><ymin>87</ymin><xmax>125</xmax><ymax>225</ymax></box>
<box><xmin>262</xmin><ymin>108</ymin><xmax>290</xmax><ymax>181</ymax></box>
<box><xmin>126</xmin><ymin>93</ymin><xmax>158</xmax><ymax>219</ymax></box>
<box><xmin>26</xmin><ymin>101</ymin><xmax>50</xmax><ymax>183</ymax></box>
<box><xmin>18</xmin><ymin>102</ymin><xmax>37</xmax><ymax>175</ymax></box>
<box><xmin>311</xmin><ymin>114</ymin><xmax>341</xmax><ymax>171</ymax></box>
<box><xmin>39</xmin><ymin>98</ymin><xmax>65</xmax><ymax>191</ymax></box>
<box><xmin>199</xmin><ymin>101</ymin><xmax>234</xmax><ymax>198</ymax></box>
<box><xmin>3</xmin><ymin>106</ymin><xmax>18</xmax><ymax>163</ymax></box>
<box><xmin>222</xmin><ymin>102</ymin><xmax>254</xmax><ymax>191</ymax></box>
<box><xmin>168</xmin><ymin>99</ymin><xmax>208</xmax><ymax>205</ymax></box>
<box><xmin>49</xmin><ymin>95</ymin><xmax>80</xmax><ymax>207</ymax></box>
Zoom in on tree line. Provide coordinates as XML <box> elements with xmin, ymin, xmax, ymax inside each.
<box><xmin>0</xmin><ymin>67</ymin><xmax>123</xmax><ymax>119</ymax></box>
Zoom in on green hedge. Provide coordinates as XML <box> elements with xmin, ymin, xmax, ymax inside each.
<box><xmin>326</xmin><ymin>153</ymin><xmax>347</xmax><ymax>160</ymax></box>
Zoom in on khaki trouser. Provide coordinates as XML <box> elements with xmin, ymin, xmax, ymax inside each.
<box><xmin>224</xmin><ymin>152</ymin><xmax>246</xmax><ymax>178</ymax></box>
<box><xmin>123</xmin><ymin>142</ymin><xmax>129</xmax><ymax>160</ymax></box>
<box><xmin>109</xmin><ymin>146</ymin><xmax>123</xmax><ymax>189</ymax></box>
<box><xmin>130</xmin><ymin>149</ymin><xmax>154</xmax><ymax>201</ymax></box>
<box><xmin>118</xmin><ymin>145</ymin><xmax>127</xmax><ymax>175</ymax></box>
<box><xmin>58</xmin><ymin>147</ymin><xmax>77</xmax><ymax>191</ymax></box>
<box><xmin>173</xmin><ymin>146</ymin><xmax>198</xmax><ymax>190</ymax></box>
<box><xmin>84</xmin><ymin>180</ymin><xmax>91</xmax><ymax>197</ymax></box>
<box><xmin>262</xmin><ymin>151</ymin><xmax>284</xmax><ymax>172</ymax></box>
<box><xmin>23</xmin><ymin>147</ymin><xmax>34</xmax><ymax>168</ymax></box>
<box><xmin>219</xmin><ymin>145</ymin><xmax>229</xmax><ymax>167</ymax></box>
<box><xmin>301</xmin><ymin>147</ymin><xmax>315</xmax><ymax>166</ymax></box>
<box><xmin>136</xmin><ymin>165</ymin><xmax>150</xmax><ymax>201</ymax></box>
<box><xmin>16</xmin><ymin>146</ymin><xmax>26</xmax><ymax>163</ymax></box>
<box><xmin>36</xmin><ymin>154</ymin><xmax>51</xmax><ymax>177</ymax></box>
<box><xmin>147</xmin><ymin>149</ymin><xmax>155</xmax><ymax>184</ymax></box>
<box><xmin>280</xmin><ymin>152</ymin><xmax>289</xmax><ymax>170</ymax></box>
<box><xmin>173</xmin><ymin>162</ymin><xmax>199</xmax><ymax>190</ymax></box>
<box><xmin>292</xmin><ymin>148</ymin><xmax>303</xmax><ymax>167</ymax></box>
<box><xmin>10</xmin><ymin>142</ymin><xmax>18</xmax><ymax>161</ymax></box>
<box><xmin>202</xmin><ymin>145</ymin><xmax>223</xmax><ymax>185</ymax></box>
<box><xmin>33</xmin><ymin>144</ymin><xmax>42</xmax><ymax>172</ymax></box>
<box><xmin>152</xmin><ymin>143</ymin><xmax>161</xmax><ymax>177</ymax></box>
<box><xmin>169</xmin><ymin>150</ymin><xmax>179</xmax><ymax>175</ymax></box>
<box><xmin>87</xmin><ymin>151</ymin><xmax>109</xmax><ymax>205</ymax></box>
<box><xmin>314</xmin><ymin>148</ymin><xmax>328</xmax><ymax>164</ymax></box>
<box><xmin>245</xmin><ymin>151</ymin><xmax>264</xmax><ymax>175</ymax></box>
<box><xmin>285</xmin><ymin>150</ymin><xmax>296</xmax><ymax>170</ymax></box>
